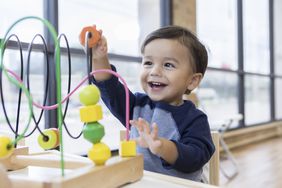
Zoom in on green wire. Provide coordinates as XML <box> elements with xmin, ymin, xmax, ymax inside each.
<box><xmin>0</xmin><ymin>16</ymin><xmax>65</xmax><ymax>176</ymax></box>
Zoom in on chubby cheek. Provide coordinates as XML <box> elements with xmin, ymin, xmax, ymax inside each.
<box><xmin>139</xmin><ymin>72</ymin><xmax>148</xmax><ymax>91</ymax></box>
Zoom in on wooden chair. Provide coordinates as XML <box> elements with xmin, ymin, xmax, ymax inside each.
<box><xmin>185</xmin><ymin>93</ymin><xmax>220</xmax><ymax>184</ymax></box>
<box><xmin>209</xmin><ymin>131</ymin><xmax>220</xmax><ymax>186</ymax></box>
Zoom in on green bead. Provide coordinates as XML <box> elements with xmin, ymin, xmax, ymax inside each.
<box><xmin>83</xmin><ymin>122</ymin><xmax>105</xmax><ymax>144</ymax></box>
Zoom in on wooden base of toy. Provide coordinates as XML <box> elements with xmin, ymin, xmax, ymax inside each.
<box><xmin>0</xmin><ymin>147</ymin><xmax>143</xmax><ymax>188</ymax></box>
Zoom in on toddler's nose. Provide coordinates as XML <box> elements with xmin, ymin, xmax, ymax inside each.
<box><xmin>150</xmin><ymin>65</ymin><xmax>162</xmax><ymax>76</ymax></box>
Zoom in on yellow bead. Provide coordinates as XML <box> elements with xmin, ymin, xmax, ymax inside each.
<box><xmin>79</xmin><ymin>85</ymin><xmax>101</xmax><ymax>106</ymax></box>
<box><xmin>80</xmin><ymin>105</ymin><xmax>103</xmax><ymax>123</ymax></box>
<box><xmin>119</xmin><ymin>140</ymin><xmax>136</xmax><ymax>157</ymax></box>
<box><xmin>0</xmin><ymin>136</ymin><xmax>14</xmax><ymax>158</ymax></box>
<box><xmin>88</xmin><ymin>142</ymin><xmax>111</xmax><ymax>165</ymax></box>
<box><xmin>37</xmin><ymin>128</ymin><xmax>59</xmax><ymax>150</ymax></box>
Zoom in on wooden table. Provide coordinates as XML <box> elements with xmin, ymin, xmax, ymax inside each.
<box><xmin>126</xmin><ymin>171</ymin><xmax>218</xmax><ymax>188</ymax></box>
<box><xmin>0</xmin><ymin>148</ymin><xmax>218</xmax><ymax>188</ymax></box>
<box><xmin>4</xmin><ymin>167</ymin><xmax>217</xmax><ymax>188</ymax></box>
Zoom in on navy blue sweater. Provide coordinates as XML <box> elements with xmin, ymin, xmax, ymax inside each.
<box><xmin>93</xmin><ymin>65</ymin><xmax>215</xmax><ymax>181</ymax></box>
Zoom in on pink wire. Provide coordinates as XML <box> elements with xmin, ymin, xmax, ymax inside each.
<box><xmin>6</xmin><ymin>68</ymin><xmax>130</xmax><ymax>141</ymax></box>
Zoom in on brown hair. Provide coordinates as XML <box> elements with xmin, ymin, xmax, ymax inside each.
<box><xmin>141</xmin><ymin>25</ymin><xmax>208</xmax><ymax>76</ymax></box>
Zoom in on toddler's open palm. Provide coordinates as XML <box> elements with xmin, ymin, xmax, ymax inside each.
<box><xmin>130</xmin><ymin>118</ymin><xmax>162</xmax><ymax>155</ymax></box>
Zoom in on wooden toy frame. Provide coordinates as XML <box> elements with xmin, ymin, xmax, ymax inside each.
<box><xmin>0</xmin><ymin>147</ymin><xmax>143</xmax><ymax>188</ymax></box>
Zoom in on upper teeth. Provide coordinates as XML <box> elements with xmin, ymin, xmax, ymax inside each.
<box><xmin>152</xmin><ymin>82</ymin><xmax>161</xmax><ymax>85</ymax></box>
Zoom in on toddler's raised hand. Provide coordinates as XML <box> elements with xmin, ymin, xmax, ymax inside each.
<box><xmin>79</xmin><ymin>25</ymin><xmax>108</xmax><ymax>60</ymax></box>
<box><xmin>79</xmin><ymin>25</ymin><xmax>111</xmax><ymax>80</ymax></box>
<box><xmin>92</xmin><ymin>31</ymin><xmax>108</xmax><ymax>60</ymax></box>
<box><xmin>130</xmin><ymin>118</ymin><xmax>162</xmax><ymax>156</ymax></box>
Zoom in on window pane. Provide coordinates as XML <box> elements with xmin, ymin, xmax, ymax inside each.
<box><xmin>0</xmin><ymin>0</ymin><xmax>43</xmax><ymax>43</ymax></box>
<box><xmin>274</xmin><ymin>0</ymin><xmax>282</xmax><ymax>75</ymax></box>
<box><xmin>275</xmin><ymin>78</ymin><xmax>282</xmax><ymax>119</ymax></box>
<box><xmin>243</xmin><ymin>0</ymin><xmax>270</xmax><ymax>74</ymax></box>
<box><xmin>59</xmin><ymin>0</ymin><xmax>160</xmax><ymax>56</ymax></box>
<box><xmin>197</xmin><ymin>70</ymin><xmax>239</xmax><ymax>130</ymax></box>
<box><xmin>196</xmin><ymin>0</ymin><xmax>238</xmax><ymax>70</ymax></box>
<box><xmin>245</xmin><ymin>75</ymin><xmax>270</xmax><ymax>125</ymax></box>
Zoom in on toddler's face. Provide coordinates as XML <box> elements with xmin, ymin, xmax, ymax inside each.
<box><xmin>140</xmin><ymin>39</ymin><xmax>195</xmax><ymax>106</ymax></box>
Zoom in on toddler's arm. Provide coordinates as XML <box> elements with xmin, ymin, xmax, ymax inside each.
<box><xmin>81</xmin><ymin>27</ymin><xmax>112</xmax><ymax>81</ymax></box>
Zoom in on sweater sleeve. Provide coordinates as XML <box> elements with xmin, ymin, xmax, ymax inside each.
<box><xmin>162</xmin><ymin>114</ymin><xmax>215</xmax><ymax>173</ymax></box>
<box><xmin>92</xmin><ymin>65</ymin><xmax>136</xmax><ymax>126</ymax></box>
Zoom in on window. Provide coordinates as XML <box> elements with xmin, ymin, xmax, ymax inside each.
<box><xmin>245</xmin><ymin>75</ymin><xmax>271</xmax><ymax>125</ymax></box>
<box><xmin>196</xmin><ymin>0</ymin><xmax>238</xmax><ymax>70</ymax></box>
<box><xmin>196</xmin><ymin>0</ymin><xmax>279</xmax><ymax>129</ymax></box>
<box><xmin>198</xmin><ymin>70</ymin><xmax>239</xmax><ymax>130</ymax></box>
<box><xmin>274</xmin><ymin>0</ymin><xmax>282</xmax><ymax>120</ymax></box>
<box><xmin>243</xmin><ymin>0</ymin><xmax>271</xmax><ymax>125</ymax></box>
<box><xmin>0</xmin><ymin>0</ymin><xmax>43</xmax><ymax>43</ymax></box>
<box><xmin>243</xmin><ymin>0</ymin><xmax>270</xmax><ymax>74</ymax></box>
<box><xmin>59</xmin><ymin>0</ymin><xmax>160</xmax><ymax>56</ymax></box>
<box><xmin>196</xmin><ymin>0</ymin><xmax>240</xmax><ymax>129</ymax></box>
<box><xmin>275</xmin><ymin>78</ymin><xmax>282</xmax><ymax>119</ymax></box>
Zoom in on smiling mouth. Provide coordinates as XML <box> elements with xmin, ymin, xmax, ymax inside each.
<box><xmin>148</xmin><ymin>82</ymin><xmax>167</xmax><ymax>89</ymax></box>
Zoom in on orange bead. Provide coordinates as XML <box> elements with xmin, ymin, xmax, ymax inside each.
<box><xmin>79</xmin><ymin>26</ymin><xmax>101</xmax><ymax>48</ymax></box>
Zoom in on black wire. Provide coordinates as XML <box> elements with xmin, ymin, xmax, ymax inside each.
<box><xmin>0</xmin><ymin>34</ymin><xmax>24</xmax><ymax>141</ymax></box>
<box><xmin>86</xmin><ymin>32</ymin><xmax>92</xmax><ymax>84</ymax></box>
<box><xmin>25</xmin><ymin>34</ymin><xmax>50</xmax><ymax>137</ymax></box>
<box><xmin>58</xmin><ymin>34</ymin><xmax>83</xmax><ymax>139</ymax></box>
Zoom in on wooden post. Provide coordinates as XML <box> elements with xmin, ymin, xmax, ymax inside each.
<box><xmin>209</xmin><ymin>131</ymin><xmax>220</xmax><ymax>186</ymax></box>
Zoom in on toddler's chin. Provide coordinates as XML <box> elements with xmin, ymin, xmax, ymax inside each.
<box><xmin>148</xmin><ymin>95</ymin><xmax>163</xmax><ymax>102</ymax></box>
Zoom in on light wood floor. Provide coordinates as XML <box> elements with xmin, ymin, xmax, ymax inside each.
<box><xmin>219</xmin><ymin>136</ymin><xmax>282</xmax><ymax>188</ymax></box>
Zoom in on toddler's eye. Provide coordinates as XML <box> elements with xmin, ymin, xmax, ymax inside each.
<box><xmin>164</xmin><ymin>63</ymin><xmax>175</xmax><ymax>68</ymax></box>
<box><xmin>143</xmin><ymin>61</ymin><xmax>153</xmax><ymax>66</ymax></box>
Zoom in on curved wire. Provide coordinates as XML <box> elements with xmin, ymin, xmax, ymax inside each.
<box><xmin>58</xmin><ymin>33</ymin><xmax>83</xmax><ymax>139</ymax></box>
<box><xmin>26</xmin><ymin>33</ymin><xmax>50</xmax><ymax>137</ymax></box>
<box><xmin>0</xmin><ymin>34</ymin><xmax>24</xmax><ymax>138</ymax></box>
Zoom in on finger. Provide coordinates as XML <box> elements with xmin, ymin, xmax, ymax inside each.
<box><xmin>136</xmin><ymin>118</ymin><xmax>145</xmax><ymax>132</ymax></box>
<box><xmin>138</xmin><ymin>118</ymin><xmax>150</xmax><ymax>134</ymax></box>
<box><xmin>131</xmin><ymin>137</ymin><xmax>140</xmax><ymax>145</ymax></box>
<box><xmin>101</xmin><ymin>36</ymin><xmax>107</xmax><ymax>44</ymax></box>
<box><xmin>129</xmin><ymin>120</ymin><xmax>136</xmax><ymax>125</ymax></box>
<box><xmin>130</xmin><ymin>119</ymin><xmax>143</xmax><ymax>132</ymax></box>
<box><xmin>151</xmin><ymin>123</ymin><xmax>159</xmax><ymax>139</ymax></box>
<box><xmin>91</xmin><ymin>24</ymin><xmax>102</xmax><ymax>35</ymax></box>
<box><xmin>98</xmin><ymin>29</ymin><xmax>103</xmax><ymax>35</ymax></box>
<box><xmin>129</xmin><ymin>138</ymin><xmax>138</xmax><ymax>143</ymax></box>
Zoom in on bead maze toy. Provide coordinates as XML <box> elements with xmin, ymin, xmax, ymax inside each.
<box><xmin>0</xmin><ymin>16</ymin><xmax>143</xmax><ymax>188</ymax></box>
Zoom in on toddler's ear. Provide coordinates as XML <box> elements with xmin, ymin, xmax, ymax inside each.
<box><xmin>187</xmin><ymin>73</ymin><xmax>203</xmax><ymax>92</ymax></box>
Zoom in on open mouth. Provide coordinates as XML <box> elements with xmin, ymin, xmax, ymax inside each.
<box><xmin>148</xmin><ymin>82</ymin><xmax>167</xmax><ymax>89</ymax></box>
